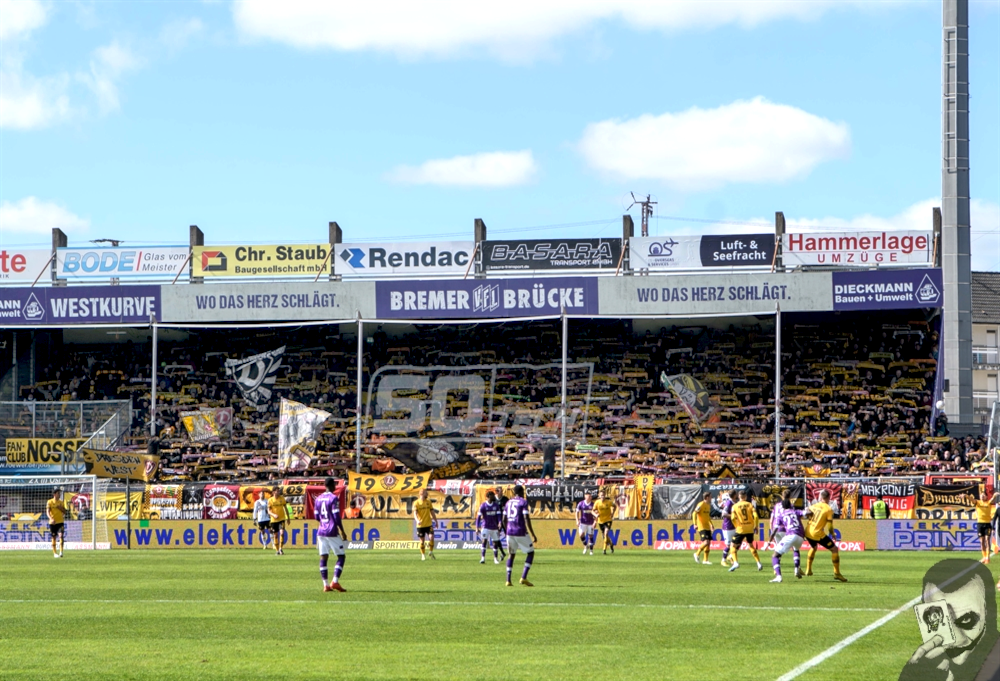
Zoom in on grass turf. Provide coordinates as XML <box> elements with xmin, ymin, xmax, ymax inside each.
<box><xmin>1</xmin><ymin>549</ymin><xmax>998</xmax><ymax>681</ymax></box>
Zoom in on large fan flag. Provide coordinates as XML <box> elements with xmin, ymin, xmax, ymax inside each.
<box><xmin>225</xmin><ymin>346</ymin><xmax>285</xmax><ymax>407</ymax></box>
<box><xmin>661</xmin><ymin>372</ymin><xmax>716</xmax><ymax>423</ymax></box>
<box><xmin>277</xmin><ymin>398</ymin><xmax>331</xmax><ymax>472</ymax></box>
<box><xmin>180</xmin><ymin>407</ymin><xmax>234</xmax><ymax>442</ymax></box>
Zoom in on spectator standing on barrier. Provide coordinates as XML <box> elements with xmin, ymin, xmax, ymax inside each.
<box><xmin>540</xmin><ymin>444</ymin><xmax>557</xmax><ymax>479</ymax></box>
<box><xmin>268</xmin><ymin>488</ymin><xmax>288</xmax><ymax>556</ymax></box>
<box><xmin>414</xmin><ymin>488</ymin><xmax>437</xmax><ymax>561</ymax></box>
<box><xmin>253</xmin><ymin>490</ymin><xmax>271</xmax><ymax>550</ymax></box>
<box><xmin>46</xmin><ymin>489</ymin><xmax>65</xmax><ymax>559</ymax></box>
<box><xmin>872</xmin><ymin>495</ymin><xmax>891</xmax><ymax>520</ymax></box>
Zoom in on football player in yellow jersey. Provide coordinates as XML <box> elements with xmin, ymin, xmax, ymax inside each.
<box><xmin>727</xmin><ymin>490</ymin><xmax>763</xmax><ymax>572</ymax></box>
<box><xmin>594</xmin><ymin>491</ymin><xmax>618</xmax><ymax>555</ymax></box>
<box><xmin>414</xmin><ymin>488</ymin><xmax>438</xmax><ymax>560</ymax></box>
<box><xmin>973</xmin><ymin>489</ymin><xmax>999</xmax><ymax>563</ymax></box>
<box><xmin>692</xmin><ymin>492</ymin><xmax>714</xmax><ymax>565</ymax></box>
<box><xmin>803</xmin><ymin>489</ymin><xmax>847</xmax><ymax>581</ymax></box>
<box><xmin>46</xmin><ymin>488</ymin><xmax>66</xmax><ymax>558</ymax></box>
<box><xmin>267</xmin><ymin>488</ymin><xmax>289</xmax><ymax>555</ymax></box>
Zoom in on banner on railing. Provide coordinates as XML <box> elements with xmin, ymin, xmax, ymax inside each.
<box><xmin>482</xmin><ymin>238</ymin><xmax>621</xmax><ymax>272</ymax></box>
<box><xmin>81</xmin><ymin>448</ymin><xmax>160</xmax><ymax>482</ymax></box>
<box><xmin>0</xmin><ymin>248</ymin><xmax>53</xmax><ymax>284</ymax></box>
<box><xmin>56</xmin><ymin>246</ymin><xmax>189</xmax><ymax>279</ymax></box>
<box><xmin>630</xmin><ymin>235</ymin><xmax>774</xmax><ymax>270</ymax></box>
<box><xmin>347</xmin><ymin>471</ymin><xmax>431</xmax><ymax>494</ymax></box>
<box><xmin>192</xmin><ymin>245</ymin><xmax>332</xmax><ymax>278</ymax></box>
<box><xmin>783</xmin><ymin>231</ymin><xmax>931</xmax><ymax>267</ymax></box>
<box><xmin>336</xmin><ymin>241</ymin><xmax>473</xmax><ymax>276</ymax></box>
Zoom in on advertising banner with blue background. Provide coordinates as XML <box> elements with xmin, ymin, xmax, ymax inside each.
<box><xmin>0</xmin><ymin>285</ymin><xmax>160</xmax><ymax>325</ymax></box>
<box><xmin>832</xmin><ymin>268</ymin><xmax>942</xmax><ymax>311</ymax></box>
<box><xmin>375</xmin><ymin>277</ymin><xmax>599</xmax><ymax>319</ymax></box>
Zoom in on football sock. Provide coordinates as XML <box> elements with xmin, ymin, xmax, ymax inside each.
<box><xmin>493</xmin><ymin>541</ymin><xmax>501</xmax><ymax>558</ymax></box>
<box><xmin>481</xmin><ymin>544</ymin><xmax>487</xmax><ymax>560</ymax></box>
<box><xmin>982</xmin><ymin>547</ymin><xmax>989</xmax><ymax>560</ymax></box>
<box><xmin>603</xmin><ymin>534</ymin><xmax>610</xmax><ymax>550</ymax></box>
<box><xmin>730</xmin><ymin>547</ymin><xmax>739</xmax><ymax>563</ymax></box>
<box><xmin>772</xmin><ymin>553</ymin><xmax>782</xmax><ymax>577</ymax></box>
<box><xmin>522</xmin><ymin>551</ymin><xmax>534</xmax><ymax>580</ymax></box>
<box><xmin>703</xmin><ymin>544</ymin><xmax>710</xmax><ymax>561</ymax></box>
<box><xmin>721</xmin><ymin>547</ymin><xmax>730</xmax><ymax>562</ymax></box>
<box><xmin>750</xmin><ymin>548</ymin><xmax>760</xmax><ymax>563</ymax></box>
<box><xmin>319</xmin><ymin>555</ymin><xmax>329</xmax><ymax>585</ymax></box>
<box><xmin>334</xmin><ymin>555</ymin><xmax>345</xmax><ymax>583</ymax></box>
<box><xmin>420</xmin><ymin>542</ymin><xmax>426</xmax><ymax>556</ymax></box>
<box><xmin>506</xmin><ymin>555</ymin><xmax>513</xmax><ymax>582</ymax></box>
<box><xmin>806</xmin><ymin>548</ymin><xmax>817</xmax><ymax>573</ymax></box>
<box><xmin>831</xmin><ymin>553</ymin><xmax>842</xmax><ymax>576</ymax></box>
<box><xmin>429</xmin><ymin>538</ymin><xmax>435</xmax><ymax>552</ymax></box>
<box><xmin>793</xmin><ymin>551</ymin><xmax>801</xmax><ymax>569</ymax></box>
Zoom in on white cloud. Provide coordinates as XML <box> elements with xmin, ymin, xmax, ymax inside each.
<box><xmin>160</xmin><ymin>18</ymin><xmax>205</xmax><ymax>51</ymax></box>
<box><xmin>0</xmin><ymin>0</ymin><xmax>47</xmax><ymax>41</ymax></box>
<box><xmin>388</xmin><ymin>150</ymin><xmax>537</xmax><ymax>187</ymax></box>
<box><xmin>579</xmin><ymin>97</ymin><xmax>850</xmax><ymax>191</ymax></box>
<box><xmin>231</xmin><ymin>0</ymin><xmax>866</xmax><ymax>60</ymax></box>
<box><xmin>0</xmin><ymin>197</ymin><xmax>90</xmax><ymax>237</ymax></box>
<box><xmin>79</xmin><ymin>41</ymin><xmax>142</xmax><ymax>113</ymax></box>
<box><xmin>0</xmin><ymin>1</ymin><xmax>143</xmax><ymax>129</ymax></box>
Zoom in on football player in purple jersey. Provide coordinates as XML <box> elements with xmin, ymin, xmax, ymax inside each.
<box><xmin>314</xmin><ymin>477</ymin><xmax>348</xmax><ymax>592</ymax></box>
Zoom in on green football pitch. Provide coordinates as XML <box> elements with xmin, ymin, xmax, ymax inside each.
<box><xmin>1</xmin><ymin>549</ymin><xmax>997</xmax><ymax>681</ymax></box>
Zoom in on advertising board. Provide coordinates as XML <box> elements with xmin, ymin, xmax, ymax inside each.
<box><xmin>336</xmin><ymin>241</ymin><xmax>473</xmax><ymax>276</ymax></box>
<box><xmin>159</xmin><ymin>281</ymin><xmax>374</xmax><ymax>322</ymax></box>
<box><xmin>0</xmin><ymin>249</ymin><xmax>52</xmax><ymax>283</ymax></box>
<box><xmin>832</xmin><ymin>268</ymin><xmax>943</xmax><ymax>311</ymax></box>
<box><xmin>56</xmin><ymin>246</ymin><xmax>189</xmax><ymax>279</ymax></box>
<box><xmin>192</xmin><ymin>244</ymin><xmax>332</xmax><ymax>278</ymax></box>
<box><xmin>784</xmin><ymin>231</ymin><xmax>931</xmax><ymax>267</ymax></box>
<box><xmin>630</xmin><ymin>235</ymin><xmax>774</xmax><ymax>270</ymax></box>
<box><xmin>374</xmin><ymin>277</ymin><xmax>599</xmax><ymax>319</ymax></box>
<box><xmin>0</xmin><ymin>285</ymin><xmax>160</xmax><ymax>325</ymax></box>
<box><xmin>598</xmin><ymin>271</ymin><xmax>831</xmax><ymax>316</ymax></box>
<box><xmin>482</xmin><ymin>238</ymin><xmax>621</xmax><ymax>272</ymax></box>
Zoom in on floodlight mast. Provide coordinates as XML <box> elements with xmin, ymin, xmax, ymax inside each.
<box><xmin>627</xmin><ymin>193</ymin><xmax>656</xmax><ymax>237</ymax></box>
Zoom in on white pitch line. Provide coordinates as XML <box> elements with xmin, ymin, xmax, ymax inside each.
<box><xmin>774</xmin><ymin>595</ymin><xmax>921</xmax><ymax>681</ymax></box>
<box><xmin>0</xmin><ymin>598</ymin><xmax>891</xmax><ymax>613</ymax></box>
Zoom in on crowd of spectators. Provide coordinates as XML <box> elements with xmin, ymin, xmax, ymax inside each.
<box><xmin>3</xmin><ymin>311</ymin><xmax>991</xmax><ymax>482</ymax></box>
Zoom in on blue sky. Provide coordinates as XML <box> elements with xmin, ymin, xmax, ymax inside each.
<box><xmin>1</xmin><ymin>0</ymin><xmax>998</xmax><ymax>270</ymax></box>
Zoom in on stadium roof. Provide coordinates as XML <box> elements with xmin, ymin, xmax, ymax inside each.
<box><xmin>971</xmin><ymin>271</ymin><xmax>1000</xmax><ymax>324</ymax></box>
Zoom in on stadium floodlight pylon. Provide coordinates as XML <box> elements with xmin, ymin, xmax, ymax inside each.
<box><xmin>0</xmin><ymin>475</ymin><xmax>111</xmax><ymax>550</ymax></box>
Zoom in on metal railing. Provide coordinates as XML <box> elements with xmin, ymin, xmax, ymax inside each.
<box><xmin>0</xmin><ymin>400</ymin><xmax>131</xmax><ymax>447</ymax></box>
<box><xmin>973</xmin><ymin>346</ymin><xmax>999</xmax><ymax>366</ymax></box>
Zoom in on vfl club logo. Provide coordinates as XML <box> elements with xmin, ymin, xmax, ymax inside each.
<box><xmin>472</xmin><ymin>284</ymin><xmax>500</xmax><ymax>313</ymax></box>
<box><xmin>23</xmin><ymin>292</ymin><xmax>45</xmax><ymax>321</ymax></box>
<box><xmin>916</xmin><ymin>274</ymin><xmax>941</xmax><ymax>304</ymax></box>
